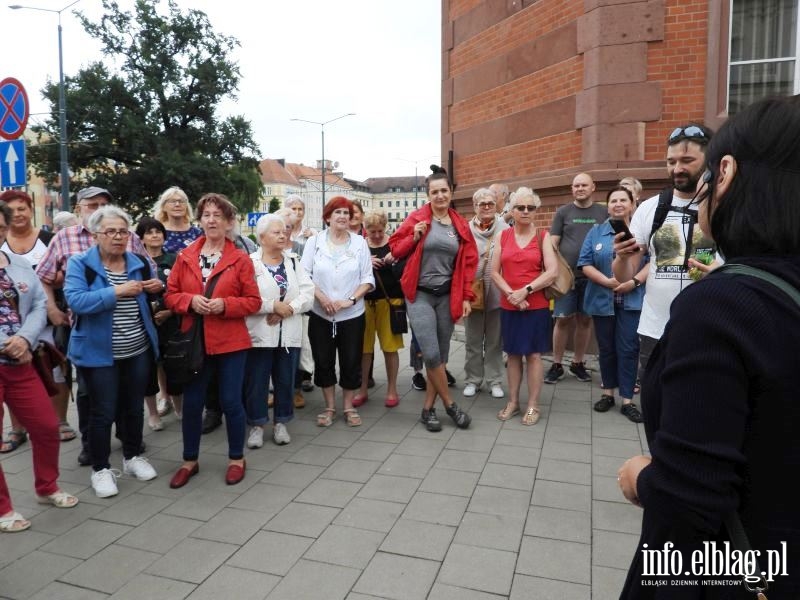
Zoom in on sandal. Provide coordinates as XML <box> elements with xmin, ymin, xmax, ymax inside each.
<box><xmin>521</xmin><ymin>407</ymin><xmax>541</xmax><ymax>426</ymax></box>
<box><xmin>0</xmin><ymin>511</ymin><xmax>31</xmax><ymax>533</ymax></box>
<box><xmin>36</xmin><ymin>490</ymin><xmax>79</xmax><ymax>509</ymax></box>
<box><xmin>317</xmin><ymin>408</ymin><xmax>336</xmax><ymax>428</ymax></box>
<box><xmin>343</xmin><ymin>409</ymin><xmax>362</xmax><ymax>427</ymax></box>
<box><xmin>0</xmin><ymin>430</ymin><xmax>27</xmax><ymax>454</ymax></box>
<box><xmin>156</xmin><ymin>397</ymin><xmax>172</xmax><ymax>417</ymax></box>
<box><xmin>497</xmin><ymin>402</ymin><xmax>520</xmax><ymax>421</ymax></box>
<box><xmin>59</xmin><ymin>422</ymin><xmax>77</xmax><ymax>442</ymax></box>
<box><xmin>148</xmin><ymin>416</ymin><xmax>164</xmax><ymax>431</ymax></box>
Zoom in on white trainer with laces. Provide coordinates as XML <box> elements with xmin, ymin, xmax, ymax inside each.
<box><xmin>463</xmin><ymin>383</ymin><xmax>478</xmax><ymax>397</ymax></box>
<box><xmin>91</xmin><ymin>468</ymin><xmax>121</xmax><ymax>498</ymax></box>
<box><xmin>491</xmin><ymin>385</ymin><xmax>505</xmax><ymax>398</ymax></box>
<box><xmin>273</xmin><ymin>423</ymin><xmax>291</xmax><ymax>445</ymax></box>
<box><xmin>123</xmin><ymin>456</ymin><xmax>157</xmax><ymax>481</ymax></box>
<box><xmin>247</xmin><ymin>426</ymin><xmax>264</xmax><ymax>449</ymax></box>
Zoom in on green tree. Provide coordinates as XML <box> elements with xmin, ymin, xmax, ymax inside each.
<box><xmin>268</xmin><ymin>197</ymin><xmax>281</xmax><ymax>213</ymax></box>
<box><xmin>29</xmin><ymin>0</ymin><xmax>262</xmax><ymax>218</ymax></box>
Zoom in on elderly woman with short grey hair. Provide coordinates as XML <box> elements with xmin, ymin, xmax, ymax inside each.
<box><xmin>243</xmin><ymin>214</ymin><xmax>314</xmax><ymax>448</ymax></box>
<box><xmin>64</xmin><ymin>206</ymin><xmax>164</xmax><ymax>498</ymax></box>
<box><xmin>463</xmin><ymin>187</ymin><xmax>510</xmax><ymax>399</ymax></box>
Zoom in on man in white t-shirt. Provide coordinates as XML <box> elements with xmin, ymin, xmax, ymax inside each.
<box><xmin>613</xmin><ymin>124</ymin><xmax>716</xmax><ymax>374</ymax></box>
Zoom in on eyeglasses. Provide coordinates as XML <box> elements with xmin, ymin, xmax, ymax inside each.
<box><xmin>166</xmin><ymin>198</ymin><xmax>187</xmax><ymax>205</ymax></box>
<box><xmin>79</xmin><ymin>202</ymin><xmax>108</xmax><ymax>210</ymax></box>
<box><xmin>98</xmin><ymin>229</ymin><xmax>131</xmax><ymax>238</ymax></box>
<box><xmin>514</xmin><ymin>205</ymin><xmax>536</xmax><ymax>212</ymax></box>
<box><xmin>668</xmin><ymin>126</ymin><xmax>708</xmax><ymax>144</ymax></box>
<box><xmin>476</xmin><ymin>201</ymin><xmax>496</xmax><ymax>209</ymax></box>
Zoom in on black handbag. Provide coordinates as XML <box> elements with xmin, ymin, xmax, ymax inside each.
<box><xmin>163</xmin><ymin>272</ymin><xmax>222</xmax><ymax>387</ymax></box>
<box><xmin>375</xmin><ymin>270</ymin><xmax>407</xmax><ymax>334</ymax></box>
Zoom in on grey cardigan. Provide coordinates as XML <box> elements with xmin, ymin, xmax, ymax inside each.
<box><xmin>0</xmin><ymin>252</ymin><xmax>47</xmax><ymax>350</ymax></box>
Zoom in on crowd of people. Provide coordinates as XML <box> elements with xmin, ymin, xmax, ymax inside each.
<box><xmin>2</xmin><ymin>98</ymin><xmax>798</xmax><ymax>600</ymax></box>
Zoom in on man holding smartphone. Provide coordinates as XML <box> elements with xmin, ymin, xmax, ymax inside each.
<box><xmin>612</xmin><ymin>124</ymin><xmax>716</xmax><ymax>376</ymax></box>
<box><xmin>545</xmin><ymin>173</ymin><xmax>608</xmax><ymax>384</ymax></box>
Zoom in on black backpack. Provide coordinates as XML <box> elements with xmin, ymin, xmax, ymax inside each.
<box><xmin>649</xmin><ymin>186</ymin><xmax>675</xmax><ymax>241</ymax></box>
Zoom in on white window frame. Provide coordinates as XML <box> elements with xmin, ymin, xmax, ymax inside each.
<box><xmin>727</xmin><ymin>0</ymin><xmax>800</xmax><ymax>111</ymax></box>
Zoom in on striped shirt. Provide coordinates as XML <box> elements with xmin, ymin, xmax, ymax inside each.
<box><xmin>105</xmin><ymin>268</ymin><xmax>149</xmax><ymax>359</ymax></box>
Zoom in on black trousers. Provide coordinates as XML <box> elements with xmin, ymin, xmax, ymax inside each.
<box><xmin>308</xmin><ymin>312</ymin><xmax>365</xmax><ymax>390</ymax></box>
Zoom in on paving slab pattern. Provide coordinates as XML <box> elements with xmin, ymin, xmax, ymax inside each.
<box><xmin>0</xmin><ymin>335</ymin><xmax>645</xmax><ymax>599</ymax></box>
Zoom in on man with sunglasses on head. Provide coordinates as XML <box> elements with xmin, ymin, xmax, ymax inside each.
<box><xmin>36</xmin><ymin>186</ymin><xmax>157</xmax><ymax>466</ymax></box>
<box><xmin>612</xmin><ymin>124</ymin><xmax>717</xmax><ymax>378</ymax></box>
<box><xmin>544</xmin><ymin>173</ymin><xmax>609</xmax><ymax>385</ymax></box>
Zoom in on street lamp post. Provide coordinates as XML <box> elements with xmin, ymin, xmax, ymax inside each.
<box><xmin>291</xmin><ymin>113</ymin><xmax>355</xmax><ymax>227</ymax></box>
<box><xmin>9</xmin><ymin>0</ymin><xmax>81</xmax><ymax>211</ymax></box>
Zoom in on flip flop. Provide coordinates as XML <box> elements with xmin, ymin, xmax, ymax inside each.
<box><xmin>59</xmin><ymin>422</ymin><xmax>77</xmax><ymax>442</ymax></box>
<box><xmin>0</xmin><ymin>511</ymin><xmax>31</xmax><ymax>533</ymax></box>
<box><xmin>0</xmin><ymin>430</ymin><xmax>28</xmax><ymax>454</ymax></box>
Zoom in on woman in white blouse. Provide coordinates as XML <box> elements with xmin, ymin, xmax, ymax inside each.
<box><xmin>300</xmin><ymin>197</ymin><xmax>374</xmax><ymax>427</ymax></box>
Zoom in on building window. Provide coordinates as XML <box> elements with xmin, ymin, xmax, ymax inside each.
<box><xmin>380</xmin><ymin>201</ymin><xmax>384</xmax><ymax>208</ymax></box>
<box><xmin>265</xmin><ymin>186</ymin><xmax>272</xmax><ymax>196</ymax></box>
<box><xmin>729</xmin><ymin>0</ymin><xmax>799</xmax><ymax>114</ymax></box>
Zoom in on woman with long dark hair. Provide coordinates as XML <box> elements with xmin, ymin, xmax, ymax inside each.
<box><xmin>616</xmin><ymin>96</ymin><xmax>800</xmax><ymax>597</ymax></box>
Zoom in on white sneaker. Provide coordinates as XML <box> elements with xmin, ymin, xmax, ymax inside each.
<box><xmin>247</xmin><ymin>426</ymin><xmax>264</xmax><ymax>449</ymax></box>
<box><xmin>491</xmin><ymin>385</ymin><xmax>505</xmax><ymax>398</ymax></box>
<box><xmin>91</xmin><ymin>468</ymin><xmax>120</xmax><ymax>498</ymax></box>
<box><xmin>463</xmin><ymin>383</ymin><xmax>478</xmax><ymax>397</ymax></box>
<box><xmin>123</xmin><ymin>456</ymin><xmax>157</xmax><ymax>481</ymax></box>
<box><xmin>273</xmin><ymin>423</ymin><xmax>291</xmax><ymax>445</ymax></box>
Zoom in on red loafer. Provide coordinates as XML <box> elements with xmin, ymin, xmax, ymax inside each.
<box><xmin>225</xmin><ymin>460</ymin><xmax>246</xmax><ymax>485</ymax></box>
<box><xmin>385</xmin><ymin>395</ymin><xmax>399</xmax><ymax>408</ymax></box>
<box><xmin>169</xmin><ymin>463</ymin><xmax>199</xmax><ymax>489</ymax></box>
<box><xmin>352</xmin><ymin>394</ymin><xmax>368</xmax><ymax>408</ymax></box>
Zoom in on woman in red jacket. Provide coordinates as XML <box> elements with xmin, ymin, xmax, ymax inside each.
<box><xmin>389</xmin><ymin>166</ymin><xmax>478</xmax><ymax>432</ymax></box>
<box><xmin>164</xmin><ymin>194</ymin><xmax>261</xmax><ymax>488</ymax></box>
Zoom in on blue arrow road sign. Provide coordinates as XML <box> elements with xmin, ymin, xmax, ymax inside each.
<box><xmin>0</xmin><ymin>139</ymin><xmax>26</xmax><ymax>188</ymax></box>
<box><xmin>247</xmin><ymin>212</ymin><xmax>267</xmax><ymax>227</ymax></box>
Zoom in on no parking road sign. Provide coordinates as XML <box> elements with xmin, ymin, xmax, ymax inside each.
<box><xmin>0</xmin><ymin>78</ymin><xmax>29</xmax><ymax>140</ymax></box>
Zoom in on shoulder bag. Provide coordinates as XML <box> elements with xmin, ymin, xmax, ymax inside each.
<box><xmin>374</xmin><ymin>269</ymin><xmax>407</xmax><ymax>334</ymax></box>
<box><xmin>1</xmin><ymin>287</ymin><xmax>66</xmax><ymax>396</ymax></box>
<box><xmin>163</xmin><ymin>271</ymin><xmax>222</xmax><ymax>387</ymax></box>
<box><xmin>538</xmin><ymin>229</ymin><xmax>574</xmax><ymax>300</ymax></box>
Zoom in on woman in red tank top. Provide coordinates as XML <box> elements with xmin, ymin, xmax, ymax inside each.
<box><xmin>490</xmin><ymin>187</ymin><xmax>558</xmax><ymax>426</ymax></box>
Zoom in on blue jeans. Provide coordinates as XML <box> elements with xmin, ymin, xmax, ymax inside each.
<box><xmin>244</xmin><ymin>347</ymin><xmax>299</xmax><ymax>426</ymax></box>
<box><xmin>593</xmin><ymin>308</ymin><xmax>641</xmax><ymax>399</ymax></box>
<box><xmin>80</xmin><ymin>347</ymin><xmax>153</xmax><ymax>471</ymax></box>
<box><xmin>182</xmin><ymin>350</ymin><xmax>248</xmax><ymax>461</ymax></box>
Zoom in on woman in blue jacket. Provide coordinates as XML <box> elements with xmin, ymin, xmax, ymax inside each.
<box><xmin>65</xmin><ymin>206</ymin><xmax>163</xmax><ymax>499</ymax></box>
<box><xmin>577</xmin><ymin>186</ymin><xmax>648</xmax><ymax>423</ymax></box>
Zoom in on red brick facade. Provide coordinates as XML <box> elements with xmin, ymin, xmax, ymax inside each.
<box><xmin>442</xmin><ymin>0</ymin><xmax>721</xmax><ymax>212</ymax></box>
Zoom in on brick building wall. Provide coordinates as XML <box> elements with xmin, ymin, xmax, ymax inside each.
<box><xmin>442</xmin><ymin>0</ymin><xmax>715</xmax><ymax>215</ymax></box>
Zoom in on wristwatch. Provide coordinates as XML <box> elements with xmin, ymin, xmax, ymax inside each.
<box><xmin>349</xmin><ymin>296</ymin><xmax>357</xmax><ymax>304</ymax></box>
<box><xmin>525</xmin><ymin>284</ymin><xmax>534</xmax><ymax>295</ymax></box>
<box><xmin>632</xmin><ymin>277</ymin><xmax>642</xmax><ymax>288</ymax></box>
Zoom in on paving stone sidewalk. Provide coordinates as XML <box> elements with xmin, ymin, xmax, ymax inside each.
<box><xmin>0</xmin><ymin>336</ymin><xmax>646</xmax><ymax>599</ymax></box>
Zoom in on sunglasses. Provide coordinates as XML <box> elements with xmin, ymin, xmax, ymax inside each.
<box><xmin>668</xmin><ymin>126</ymin><xmax>708</xmax><ymax>144</ymax></box>
<box><xmin>514</xmin><ymin>205</ymin><xmax>536</xmax><ymax>212</ymax></box>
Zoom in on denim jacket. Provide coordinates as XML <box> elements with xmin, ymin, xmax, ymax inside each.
<box><xmin>577</xmin><ymin>220</ymin><xmax>646</xmax><ymax>316</ymax></box>
<box><xmin>64</xmin><ymin>246</ymin><xmax>159</xmax><ymax>367</ymax></box>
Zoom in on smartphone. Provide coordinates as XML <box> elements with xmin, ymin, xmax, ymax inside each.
<box><xmin>609</xmin><ymin>219</ymin><xmax>634</xmax><ymax>242</ymax></box>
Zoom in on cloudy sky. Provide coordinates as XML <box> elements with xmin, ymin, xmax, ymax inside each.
<box><xmin>2</xmin><ymin>0</ymin><xmax>442</xmax><ymax>181</ymax></box>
